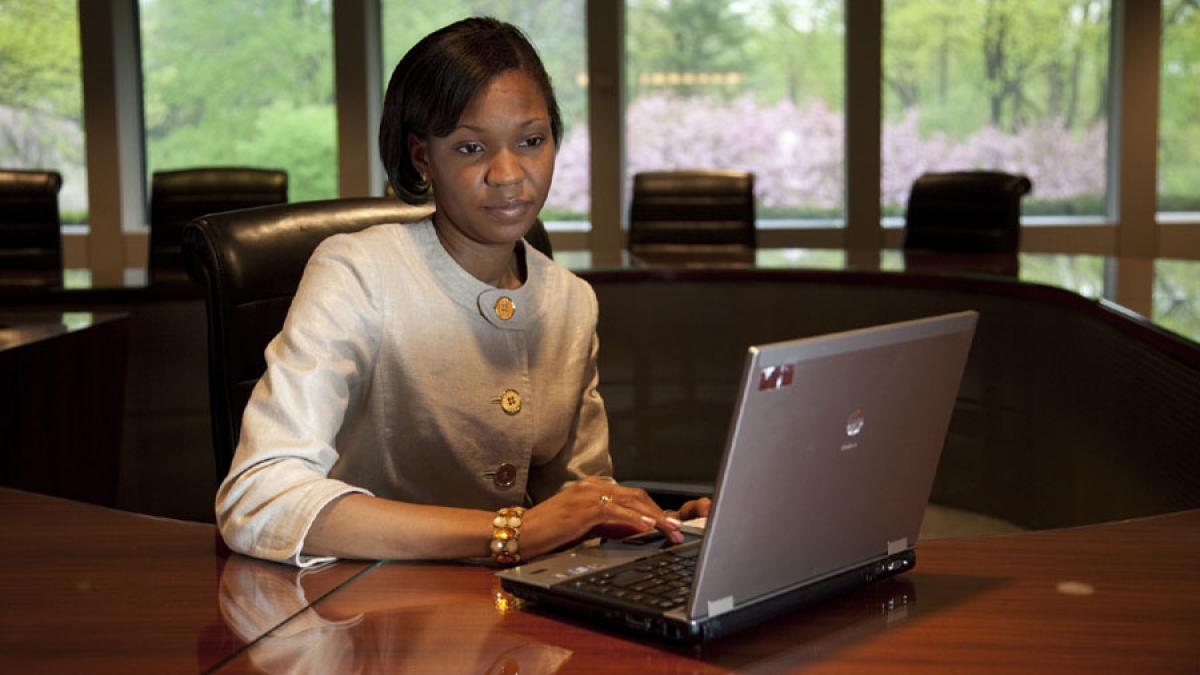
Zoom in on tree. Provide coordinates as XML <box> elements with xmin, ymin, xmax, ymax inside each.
<box><xmin>752</xmin><ymin>0</ymin><xmax>843</xmax><ymax>107</ymax></box>
<box><xmin>0</xmin><ymin>0</ymin><xmax>86</xmax><ymax>215</ymax></box>
<box><xmin>140</xmin><ymin>0</ymin><xmax>337</xmax><ymax>201</ymax></box>
<box><xmin>0</xmin><ymin>0</ymin><xmax>80</xmax><ymax>118</ymax></box>
<box><xmin>626</xmin><ymin>0</ymin><xmax>752</xmax><ymax>100</ymax></box>
<box><xmin>381</xmin><ymin>1</ymin><xmax>588</xmax><ymax>133</ymax></box>
<box><xmin>1160</xmin><ymin>0</ymin><xmax>1200</xmax><ymax>206</ymax></box>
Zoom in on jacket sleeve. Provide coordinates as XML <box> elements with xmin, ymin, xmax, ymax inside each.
<box><xmin>527</xmin><ymin>284</ymin><xmax>614</xmax><ymax>503</ymax></box>
<box><xmin>215</xmin><ymin>233</ymin><xmax>382</xmax><ymax>567</ymax></box>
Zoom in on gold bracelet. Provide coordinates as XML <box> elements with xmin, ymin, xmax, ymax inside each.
<box><xmin>490</xmin><ymin>506</ymin><xmax>525</xmax><ymax>565</ymax></box>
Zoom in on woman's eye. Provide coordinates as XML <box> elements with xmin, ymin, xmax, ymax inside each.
<box><xmin>522</xmin><ymin>135</ymin><xmax>545</xmax><ymax>148</ymax></box>
<box><xmin>455</xmin><ymin>142</ymin><xmax>484</xmax><ymax>155</ymax></box>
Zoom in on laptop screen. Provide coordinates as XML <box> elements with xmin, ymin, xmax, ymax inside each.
<box><xmin>690</xmin><ymin>311</ymin><xmax>978</xmax><ymax>619</ymax></box>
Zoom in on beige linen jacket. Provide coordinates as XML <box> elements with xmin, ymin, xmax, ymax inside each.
<box><xmin>215</xmin><ymin>219</ymin><xmax>611</xmax><ymax>566</ymax></box>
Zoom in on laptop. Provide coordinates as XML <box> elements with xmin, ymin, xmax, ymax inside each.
<box><xmin>498</xmin><ymin>311</ymin><xmax>978</xmax><ymax>642</ymax></box>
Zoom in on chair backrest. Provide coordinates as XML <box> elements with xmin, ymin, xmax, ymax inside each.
<box><xmin>183</xmin><ymin>197</ymin><xmax>433</xmax><ymax>476</ymax></box>
<box><xmin>182</xmin><ymin>197</ymin><xmax>554</xmax><ymax>477</ymax></box>
<box><xmin>903</xmin><ymin>171</ymin><xmax>1032</xmax><ymax>253</ymax></box>
<box><xmin>150</xmin><ymin>167</ymin><xmax>288</xmax><ymax>281</ymax></box>
<box><xmin>0</xmin><ymin>169</ymin><xmax>63</xmax><ymax>285</ymax></box>
<box><xmin>628</xmin><ymin>170</ymin><xmax>756</xmax><ymax>253</ymax></box>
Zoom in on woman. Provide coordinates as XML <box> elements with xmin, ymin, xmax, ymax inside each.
<box><xmin>216</xmin><ymin>17</ymin><xmax>708</xmax><ymax>567</ymax></box>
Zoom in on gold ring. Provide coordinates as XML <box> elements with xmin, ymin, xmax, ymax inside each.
<box><xmin>598</xmin><ymin>495</ymin><xmax>612</xmax><ymax>506</ymax></box>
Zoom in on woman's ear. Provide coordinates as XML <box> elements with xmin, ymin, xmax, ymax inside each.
<box><xmin>408</xmin><ymin>133</ymin><xmax>430</xmax><ymax>183</ymax></box>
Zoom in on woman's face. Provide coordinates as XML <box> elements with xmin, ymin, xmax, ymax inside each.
<box><xmin>410</xmin><ymin>69</ymin><xmax>555</xmax><ymax>248</ymax></box>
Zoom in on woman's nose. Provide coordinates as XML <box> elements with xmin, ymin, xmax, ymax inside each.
<box><xmin>486</xmin><ymin>149</ymin><xmax>522</xmax><ymax>187</ymax></box>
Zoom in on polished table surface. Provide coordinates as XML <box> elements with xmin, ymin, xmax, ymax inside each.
<box><xmin>218</xmin><ymin>510</ymin><xmax>1200</xmax><ymax>674</ymax></box>
<box><xmin>0</xmin><ymin>488</ymin><xmax>371</xmax><ymax>673</ymax></box>
<box><xmin>1</xmin><ymin>312</ymin><xmax>129</xmax><ymax>507</ymax></box>
<box><xmin>2</xmin><ymin>251</ymin><xmax>1197</xmax><ymax>345</ymax></box>
<box><xmin>565</xmin><ymin>249</ymin><xmax>1200</xmax><ymax>345</ymax></box>
<box><xmin>3</xmin><ymin>488</ymin><xmax>1197</xmax><ymax>673</ymax></box>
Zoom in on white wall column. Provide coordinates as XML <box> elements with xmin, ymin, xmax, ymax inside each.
<box><xmin>586</xmin><ymin>0</ymin><xmax>624</xmax><ymax>264</ymax></box>
<box><xmin>79</xmin><ymin>0</ymin><xmax>145</xmax><ymax>282</ymax></box>
<box><xmin>844</xmin><ymin>0</ymin><xmax>883</xmax><ymax>256</ymax></box>
<box><xmin>333</xmin><ymin>0</ymin><xmax>384</xmax><ymax>198</ymax></box>
<box><xmin>1110</xmin><ymin>0</ymin><xmax>1161</xmax><ymax>260</ymax></box>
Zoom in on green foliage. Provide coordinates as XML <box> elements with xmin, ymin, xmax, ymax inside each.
<box><xmin>884</xmin><ymin>0</ymin><xmax>1110</xmax><ymax>137</ymax></box>
<box><xmin>1017</xmin><ymin>253</ymin><xmax>1105</xmax><ymax>298</ymax></box>
<box><xmin>1</xmin><ymin>0</ymin><xmax>1198</xmax><ymax>210</ymax></box>
<box><xmin>140</xmin><ymin>0</ymin><xmax>337</xmax><ymax>201</ymax></box>
<box><xmin>1155</xmin><ymin>259</ymin><xmax>1200</xmax><ymax>342</ymax></box>
<box><xmin>381</xmin><ymin>1</ymin><xmax>588</xmax><ymax>133</ymax></box>
<box><xmin>627</xmin><ymin>0</ymin><xmax>752</xmax><ymax>100</ymax></box>
<box><xmin>1160</xmin><ymin>0</ymin><xmax>1200</xmax><ymax>204</ymax></box>
<box><xmin>0</xmin><ymin>0</ymin><xmax>80</xmax><ymax>118</ymax></box>
<box><xmin>745</xmin><ymin>0</ymin><xmax>844</xmax><ymax>106</ymax></box>
<box><xmin>235</xmin><ymin>102</ymin><xmax>337</xmax><ymax>202</ymax></box>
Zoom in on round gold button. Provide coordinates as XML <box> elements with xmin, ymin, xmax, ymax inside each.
<box><xmin>494</xmin><ymin>462</ymin><xmax>517</xmax><ymax>488</ymax></box>
<box><xmin>494</xmin><ymin>296</ymin><xmax>515</xmax><ymax>321</ymax></box>
<box><xmin>500</xmin><ymin>389</ymin><xmax>522</xmax><ymax>415</ymax></box>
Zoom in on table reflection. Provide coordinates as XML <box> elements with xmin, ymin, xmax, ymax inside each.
<box><xmin>559</xmin><ymin>249</ymin><xmax>1200</xmax><ymax>343</ymax></box>
<box><xmin>7</xmin><ymin>250</ymin><xmax>1198</xmax><ymax>344</ymax></box>
<box><xmin>217</xmin><ymin>556</ymin><xmax>573</xmax><ymax>674</ymax></box>
<box><xmin>0</xmin><ymin>311</ymin><xmax>97</xmax><ymax>350</ymax></box>
<box><xmin>215</xmin><ymin>554</ymin><xmax>930</xmax><ymax>674</ymax></box>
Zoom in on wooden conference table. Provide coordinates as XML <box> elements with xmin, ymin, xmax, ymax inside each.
<box><xmin>2</xmin><ymin>487</ymin><xmax>1197</xmax><ymax>673</ymax></box>
<box><xmin>0</xmin><ymin>311</ymin><xmax>127</xmax><ymax>506</ymax></box>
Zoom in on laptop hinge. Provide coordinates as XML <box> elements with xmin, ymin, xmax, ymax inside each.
<box><xmin>706</xmin><ymin>596</ymin><xmax>735</xmax><ymax>617</ymax></box>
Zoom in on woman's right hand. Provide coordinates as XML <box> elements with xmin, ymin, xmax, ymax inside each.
<box><xmin>517</xmin><ymin>477</ymin><xmax>683</xmax><ymax>560</ymax></box>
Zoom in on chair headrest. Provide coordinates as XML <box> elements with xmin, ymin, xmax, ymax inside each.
<box><xmin>911</xmin><ymin>171</ymin><xmax>1032</xmax><ymax>200</ymax></box>
<box><xmin>183</xmin><ymin>197</ymin><xmax>434</xmax><ymax>304</ymax></box>
<box><xmin>151</xmin><ymin>167</ymin><xmax>287</xmax><ymax>198</ymax></box>
<box><xmin>633</xmin><ymin>170</ymin><xmax>754</xmax><ymax>197</ymax></box>
<box><xmin>0</xmin><ymin>170</ymin><xmax>63</xmax><ymax>198</ymax></box>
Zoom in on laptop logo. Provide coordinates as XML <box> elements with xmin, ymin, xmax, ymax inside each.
<box><xmin>841</xmin><ymin>409</ymin><xmax>865</xmax><ymax>451</ymax></box>
<box><xmin>846</xmin><ymin>409</ymin><xmax>865</xmax><ymax>436</ymax></box>
<box><xmin>757</xmin><ymin>363</ymin><xmax>794</xmax><ymax>391</ymax></box>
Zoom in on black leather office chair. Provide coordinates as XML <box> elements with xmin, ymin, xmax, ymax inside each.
<box><xmin>182</xmin><ymin>197</ymin><xmax>553</xmax><ymax>478</ymax></box>
<box><xmin>628</xmin><ymin>170</ymin><xmax>756</xmax><ymax>255</ymax></box>
<box><xmin>903</xmin><ymin>171</ymin><xmax>1032</xmax><ymax>253</ymax></box>
<box><xmin>150</xmin><ymin>167</ymin><xmax>288</xmax><ymax>283</ymax></box>
<box><xmin>0</xmin><ymin>169</ymin><xmax>64</xmax><ymax>286</ymax></box>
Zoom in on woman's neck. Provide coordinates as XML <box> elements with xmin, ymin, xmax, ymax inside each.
<box><xmin>432</xmin><ymin>215</ymin><xmax>524</xmax><ymax>289</ymax></box>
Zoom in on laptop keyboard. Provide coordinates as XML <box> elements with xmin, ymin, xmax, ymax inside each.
<box><xmin>562</xmin><ymin>547</ymin><xmax>698</xmax><ymax>612</ymax></box>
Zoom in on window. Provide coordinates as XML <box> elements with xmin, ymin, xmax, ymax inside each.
<box><xmin>139</xmin><ymin>0</ymin><xmax>338</xmax><ymax>204</ymax></box>
<box><xmin>1154</xmin><ymin>259</ymin><xmax>1200</xmax><ymax>339</ymax></box>
<box><xmin>882</xmin><ymin>0</ymin><xmax>1111</xmax><ymax>221</ymax></box>
<box><xmin>1018</xmin><ymin>253</ymin><xmax>1104</xmax><ymax>298</ymax></box>
<box><xmin>1159</xmin><ymin>0</ymin><xmax>1200</xmax><ymax>216</ymax></box>
<box><xmin>625</xmin><ymin>0</ymin><xmax>846</xmax><ymax>227</ymax></box>
<box><xmin>381</xmin><ymin>1</ymin><xmax>589</xmax><ymax>229</ymax></box>
<box><xmin>0</xmin><ymin>0</ymin><xmax>87</xmax><ymax>223</ymax></box>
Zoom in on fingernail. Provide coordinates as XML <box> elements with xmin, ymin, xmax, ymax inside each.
<box><xmin>640</xmin><ymin>515</ymin><xmax>657</xmax><ymax>526</ymax></box>
<box><xmin>670</xmin><ymin>531</ymin><xmax>684</xmax><ymax>544</ymax></box>
<box><xmin>666</xmin><ymin>517</ymin><xmax>682</xmax><ymax>528</ymax></box>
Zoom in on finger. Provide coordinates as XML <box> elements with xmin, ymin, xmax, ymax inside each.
<box><xmin>597</xmin><ymin>499</ymin><xmax>656</xmax><ymax>532</ymax></box>
<box><xmin>600</xmin><ymin>498</ymin><xmax>684</xmax><ymax>544</ymax></box>
<box><xmin>612</xmin><ymin>485</ymin><xmax>675</xmax><ymax>522</ymax></box>
<box><xmin>679</xmin><ymin>497</ymin><xmax>712</xmax><ymax>520</ymax></box>
<box><xmin>589</xmin><ymin>483</ymin><xmax>685</xmax><ymax>542</ymax></box>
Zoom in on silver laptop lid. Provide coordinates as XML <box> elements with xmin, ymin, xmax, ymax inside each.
<box><xmin>690</xmin><ymin>311</ymin><xmax>977</xmax><ymax>620</ymax></box>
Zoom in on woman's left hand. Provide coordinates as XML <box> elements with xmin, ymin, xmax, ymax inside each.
<box><xmin>668</xmin><ymin>496</ymin><xmax>712</xmax><ymax>523</ymax></box>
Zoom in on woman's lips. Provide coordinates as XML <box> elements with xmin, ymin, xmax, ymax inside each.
<box><xmin>483</xmin><ymin>200</ymin><xmax>531</xmax><ymax>220</ymax></box>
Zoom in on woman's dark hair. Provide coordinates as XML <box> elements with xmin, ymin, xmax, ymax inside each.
<box><xmin>379</xmin><ymin>17</ymin><xmax>563</xmax><ymax>204</ymax></box>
